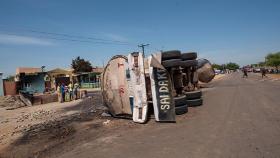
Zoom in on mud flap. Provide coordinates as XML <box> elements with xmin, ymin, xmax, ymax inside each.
<box><xmin>149</xmin><ymin>55</ymin><xmax>176</xmax><ymax>122</ymax></box>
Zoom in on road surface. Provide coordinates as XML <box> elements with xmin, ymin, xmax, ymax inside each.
<box><xmin>57</xmin><ymin>72</ymin><xmax>280</xmax><ymax>158</ymax></box>
<box><xmin>1</xmin><ymin>72</ymin><xmax>280</xmax><ymax>158</ymax></box>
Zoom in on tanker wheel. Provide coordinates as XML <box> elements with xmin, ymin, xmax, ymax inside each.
<box><xmin>180</xmin><ymin>60</ymin><xmax>198</xmax><ymax>68</ymax></box>
<box><xmin>181</xmin><ymin>52</ymin><xmax>197</xmax><ymax>60</ymax></box>
<box><xmin>175</xmin><ymin>104</ymin><xmax>188</xmax><ymax>115</ymax></box>
<box><xmin>162</xmin><ymin>50</ymin><xmax>181</xmax><ymax>61</ymax></box>
<box><xmin>174</xmin><ymin>95</ymin><xmax>187</xmax><ymax>107</ymax></box>
<box><xmin>162</xmin><ymin>59</ymin><xmax>182</xmax><ymax>68</ymax></box>
<box><xmin>187</xmin><ymin>98</ymin><xmax>203</xmax><ymax>107</ymax></box>
<box><xmin>184</xmin><ymin>90</ymin><xmax>202</xmax><ymax>100</ymax></box>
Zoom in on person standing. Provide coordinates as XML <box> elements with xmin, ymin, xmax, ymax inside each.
<box><xmin>243</xmin><ymin>68</ymin><xmax>248</xmax><ymax>78</ymax></box>
<box><xmin>61</xmin><ymin>83</ymin><xmax>65</xmax><ymax>103</ymax></box>
<box><xmin>68</xmin><ymin>82</ymin><xmax>73</xmax><ymax>101</ymax></box>
<box><xmin>73</xmin><ymin>82</ymin><xmax>79</xmax><ymax>100</ymax></box>
<box><xmin>64</xmin><ymin>85</ymin><xmax>70</xmax><ymax>102</ymax></box>
<box><xmin>57</xmin><ymin>84</ymin><xmax>61</xmax><ymax>103</ymax></box>
<box><xmin>261</xmin><ymin>68</ymin><xmax>267</xmax><ymax>78</ymax></box>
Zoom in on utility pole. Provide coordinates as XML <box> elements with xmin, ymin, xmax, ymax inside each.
<box><xmin>138</xmin><ymin>44</ymin><xmax>149</xmax><ymax>57</ymax></box>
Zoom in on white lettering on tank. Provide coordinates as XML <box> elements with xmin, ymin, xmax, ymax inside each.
<box><xmin>157</xmin><ymin>72</ymin><xmax>167</xmax><ymax>80</ymax></box>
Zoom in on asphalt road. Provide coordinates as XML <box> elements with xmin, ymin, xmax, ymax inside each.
<box><xmin>58</xmin><ymin>72</ymin><xmax>280</xmax><ymax>158</ymax></box>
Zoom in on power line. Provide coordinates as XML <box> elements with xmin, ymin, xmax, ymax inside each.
<box><xmin>27</xmin><ymin>30</ymin><xmax>130</xmax><ymax>44</ymax></box>
<box><xmin>0</xmin><ymin>24</ymin><xmax>164</xmax><ymax>51</ymax></box>
<box><xmin>1</xmin><ymin>32</ymin><xmax>134</xmax><ymax>45</ymax></box>
<box><xmin>0</xmin><ymin>24</ymin><xmax>137</xmax><ymax>45</ymax></box>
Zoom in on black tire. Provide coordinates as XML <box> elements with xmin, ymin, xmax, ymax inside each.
<box><xmin>162</xmin><ymin>50</ymin><xmax>181</xmax><ymax>61</ymax></box>
<box><xmin>187</xmin><ymin>98</ymin><xmax>203</xmax><ymax>107</ymax></box>
<box><xmin>181</xmin><ymin>52</ymin><xmax>197</xmax><ymax>60</ymax></box>
<box><xmin>175</xmin><ymin>104</ymin><xmax>188</xmax><ymax>115</ymax></box>
<box><xmin>180</xmin><ymin>60</ymin><xmax>198</xmax><ymax>68</ymax></box>
<box><xmin>184</xmin><ymin>90</ymin><xmax>202</xmax><ymax>100</ymax></box>
<box><xmin>162</xmin><ymin>59</ymin><xmax>182</xmax><ymax>68</ymax></box>
<box><xmin>174</xmin><ymin>95</ymin><xmax>187</xmax><ymax>107</ymax></box>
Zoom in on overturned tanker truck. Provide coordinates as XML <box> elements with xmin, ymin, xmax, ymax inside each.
<box><xmin>102</xmin><ymin>50</ymin><xmax>215</xmax><ymax>123</ymax></box>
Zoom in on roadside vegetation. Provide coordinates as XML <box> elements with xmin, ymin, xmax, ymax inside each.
<box><xmin>251</xmin><ymin>52</ymin><xmax>280</xmax><ymax>69</ymax></box>
<box><xmin>212</xmin><ymin>62</ymin><xmax>240</xmax><ymax>71</ymax></box>
<box><xmin>250</xmin><ymin>52</ymin><xmax>280</xmax><ymax>74</ymax></box>
<box><xmin>71</xmin><ymin>56</ymin><xmax>93</xmax><ymax>73</ymax></box>
<box><xmin>265</xmin><ymin>52</ymin><xmax>280</xmax><ymax>70</ymax></box>
<box><xmin>212</xmin><ymin>52</ymin><xmax>280</xmax><ymax>75</ymax></box>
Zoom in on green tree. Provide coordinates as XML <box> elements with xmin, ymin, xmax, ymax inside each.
<box><xmin>212</xmin><ymin>64</ymin><xmax>223</xmax><ymax>70</ymax></box>
<box><xmin>265</xmin><ymin>52</ymin><xmax>280</xmax><ymax>69</ymax></box>
<box><xmin>71</xmin><ymin>56</ymin><xmax>93</xmax><ymax>73</ymax></box>
<box><xmin>225</xmin><ymin>62</ymin><xmax>240</xmax><ymax>70</ymax></box>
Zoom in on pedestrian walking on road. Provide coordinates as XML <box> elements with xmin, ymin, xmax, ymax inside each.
<box><xmin>242</xmin><ymin>68</ymin><xmax>248</xmax><ymax>78</ymax></box>
<box><xmin>261</xmin><ymin>68</ymin><xmax>267</xmax><ymax>78</ymax></box>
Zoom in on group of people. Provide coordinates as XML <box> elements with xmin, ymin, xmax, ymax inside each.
<box><xmin>56</xmin><ymin>82</ymin><xmax>79</xmax><ymax>103</ymax></box>
<box><xmin>242</xmin><ymin>68</ymin><xmax>267</xmax><ymax>78</ymax></box>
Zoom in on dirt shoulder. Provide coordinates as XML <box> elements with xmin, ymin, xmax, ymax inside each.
<box><xmin>0</xmin><ymin>91</ymin><xmax>109</xmax><ymax>158</ymax></box>
<box><xmin>267</xmin><ymin>74</ymin><xmax>280</xmax><ymax>79</ymax></box>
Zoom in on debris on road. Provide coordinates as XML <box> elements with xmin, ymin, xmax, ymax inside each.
<box><xmin>17</xmin><ymin>109</ymin><xmax>56</xmax><ymax>122</ymax></box>
<box><xmin>103</xmin><ymin>120</ymin><xmax>111</xmax><ymax>125</ymax></box>
<box><xmin>0</xmin><ymin>96</ymin><xmax>26</xmax><ymax>110</ymax></box>
<box><xmin>101</xmin><ymin>112</ymin><xmax>111</xmax><ymax>117</ymax></box>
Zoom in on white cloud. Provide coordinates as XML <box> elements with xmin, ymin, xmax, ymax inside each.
<box><xmin>0</xmin><ymin>34</ymin><xmax>54</xmax><ymax>46</ymax></box>
<box><xmin>104</xmin><ymin>33</ymin><xmax>128</xmax><ymax>42</ymax></box>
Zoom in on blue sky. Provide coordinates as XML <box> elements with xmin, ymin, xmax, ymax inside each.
<box><xmin>0</xmin><ymin>0</ymin><xmax>279</xmax><ymax>77</ymax></box>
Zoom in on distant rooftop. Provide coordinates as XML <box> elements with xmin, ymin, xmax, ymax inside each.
<box><xmin>92</xmin><ymin>67</ymin><xmax>104</xmax><ymax>73</ymax></box>
<box><xmin>16</xmin><ymin>67</ymin><xmax>42</xmax><ymax>75</ymax></box>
